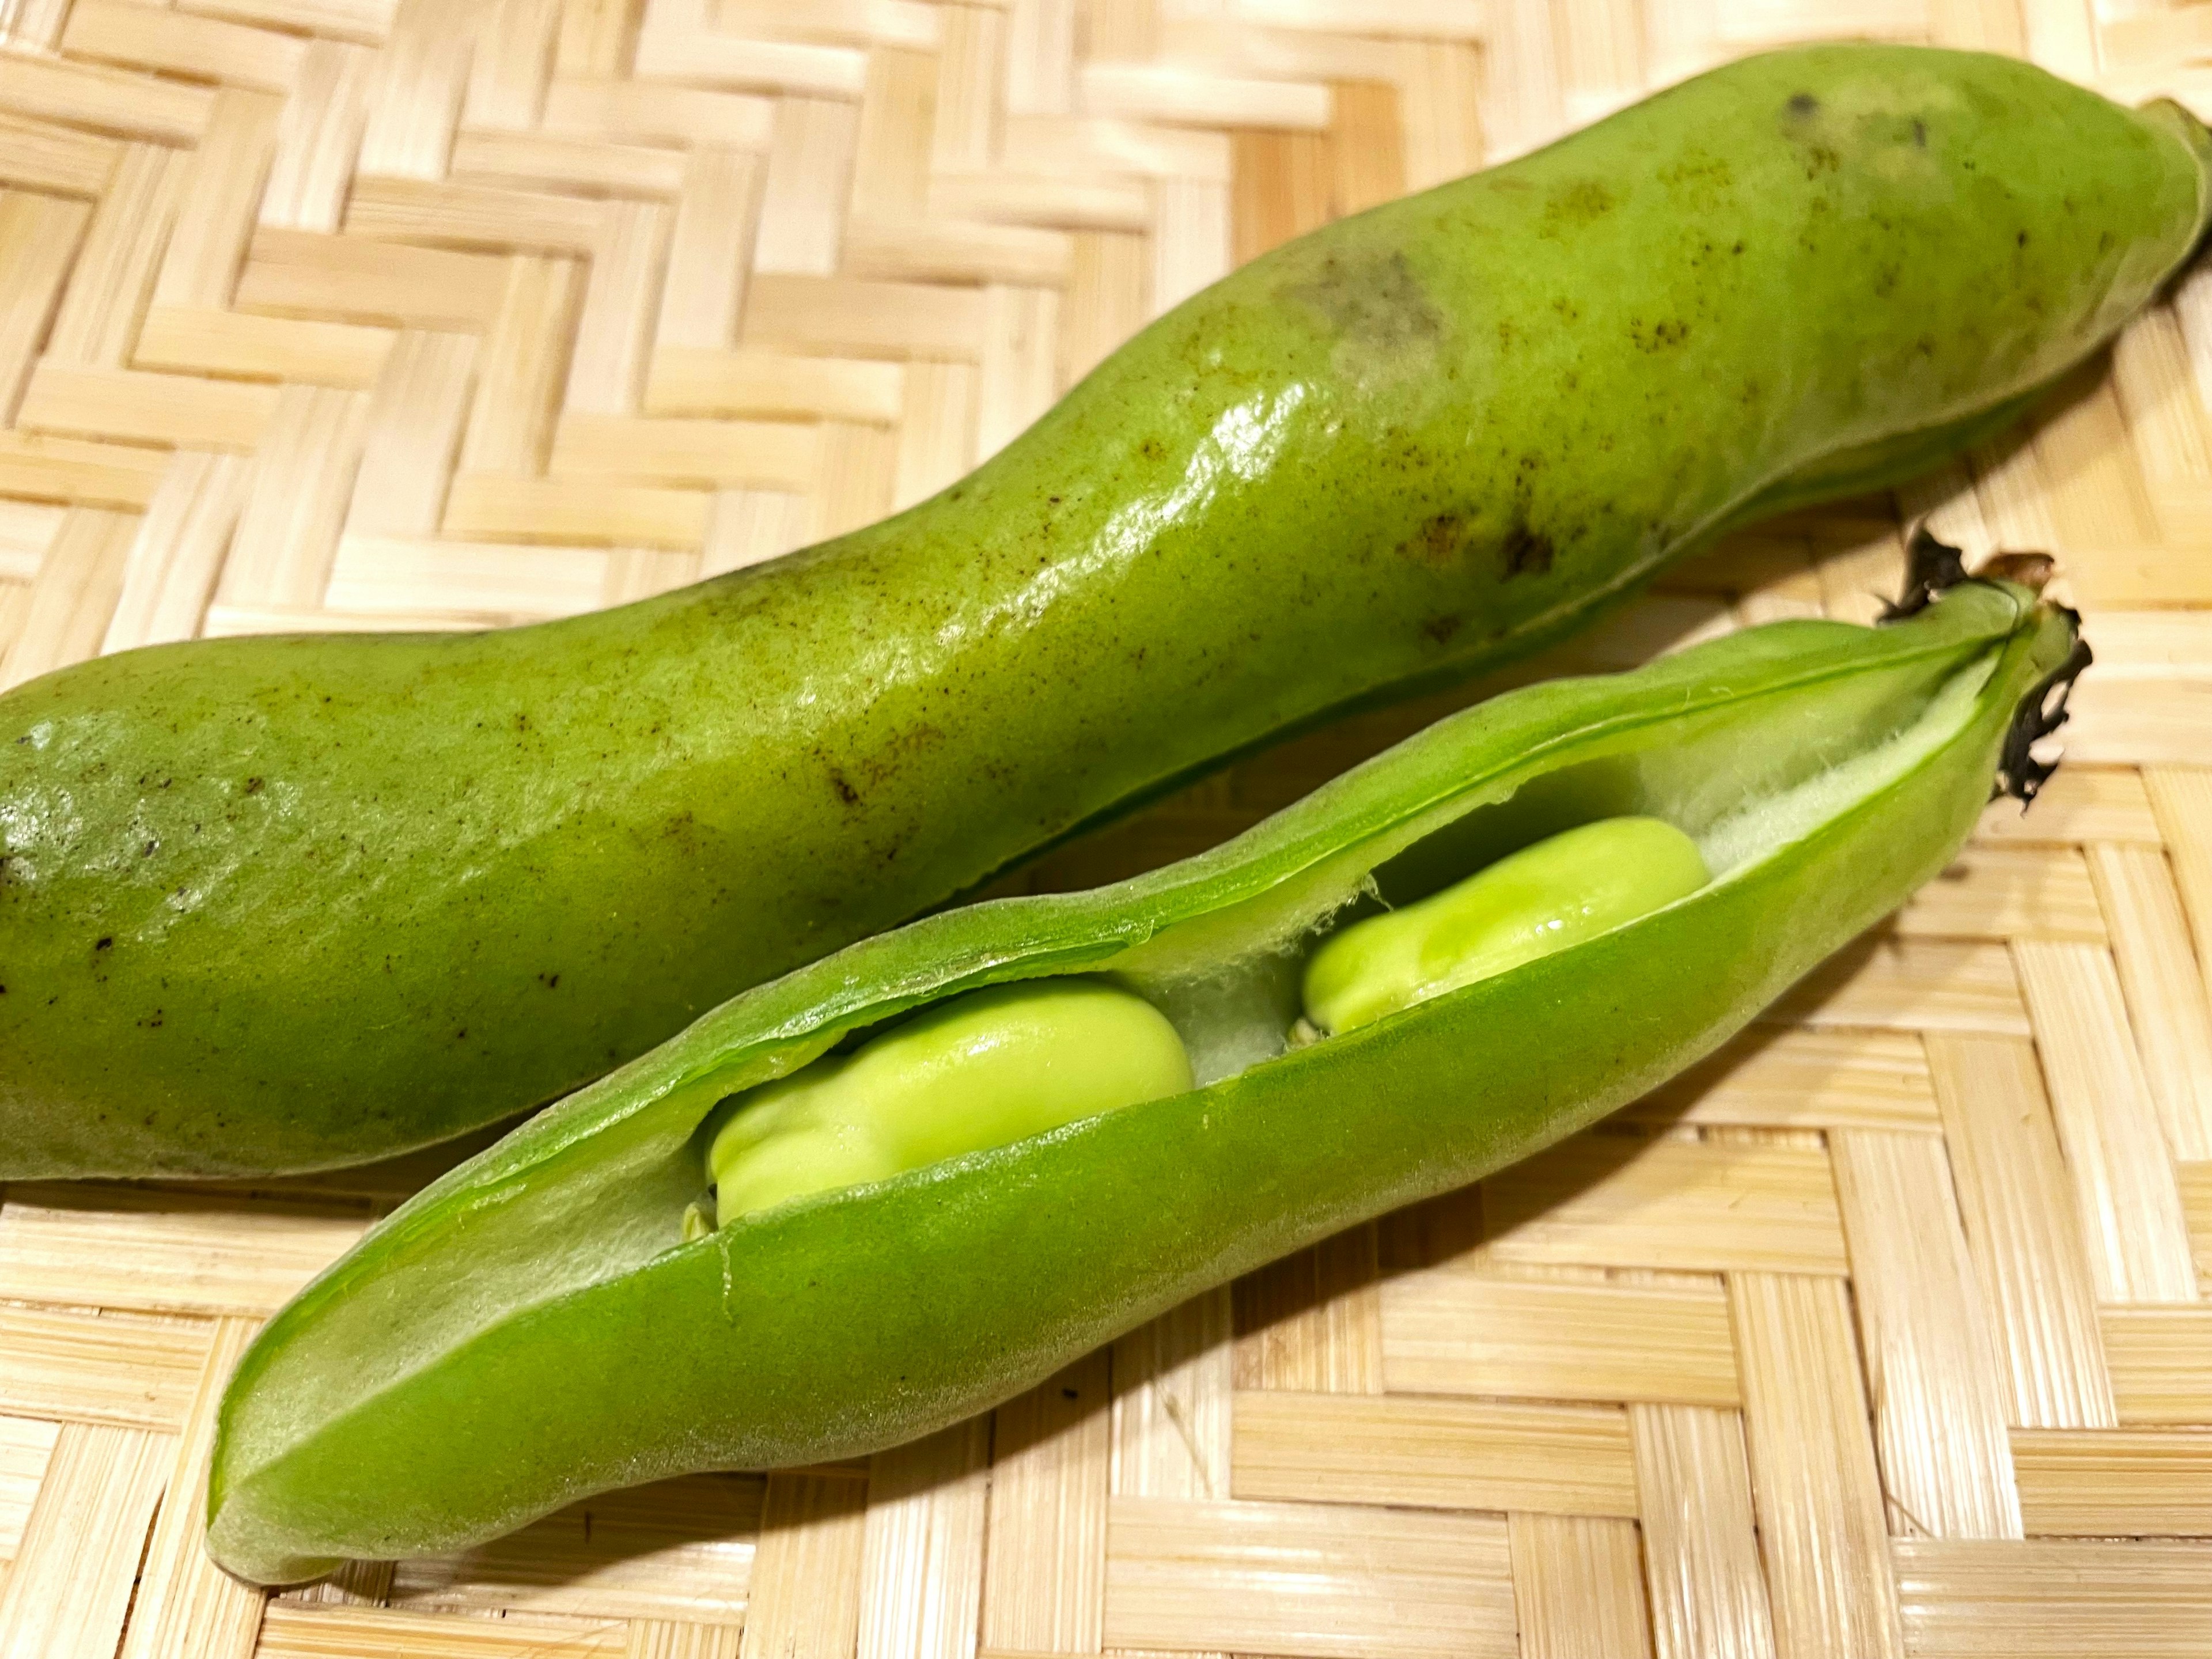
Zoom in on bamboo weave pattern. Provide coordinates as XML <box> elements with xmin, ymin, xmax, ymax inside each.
<box><xmin>1</xmin><ymin>0</ymin><xmax>2211</xmax><ymax>1654</ymax></box>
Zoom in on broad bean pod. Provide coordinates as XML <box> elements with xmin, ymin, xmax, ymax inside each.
<box><xmin>207</xmin><ymin>557</ymin><xmax>2082</xmax><ymax>1582</ymax></box>
<box><xmin>4</xmin><ymin>44</ymin><xmax>2198</xmax><ymax>1177</ymax></box>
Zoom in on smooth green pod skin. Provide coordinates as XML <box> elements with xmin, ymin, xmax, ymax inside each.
<box><xmin>1302</xmin><ymin>816</ymin><xmax>1711</xmax><ymax>1033</ymax></box>
<box><xmin>707</xmin><ymin>980</ymin><xmax>1194</xmax><ymax>1224</ymax></box>
<box><xmin>206</xmin><ymin>582</ymin><xmax>2076</xmax><ymax>1583</ymax></box>
<box><xmin>3</xmin><ymin>46</ymin><xmax>2200</xmax><ymax>1179</ymax></box>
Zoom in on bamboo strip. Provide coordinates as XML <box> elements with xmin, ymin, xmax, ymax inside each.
<box><xmin>386</xmin><ymin>1474</ymin><xmax>762</xmax><ymax>1622</ymax></box>
<box><xmin>0</xmin><ymin>1421</ymin><xmax>174</xmax><ymax>1658</ymax></box>
<box><xmin>1112</xmin><ymin>1289</ymin><xmax>1234</xmax><ymax>1503</ymax></box>
<box><xmin>931</xmin><ymin>3</ymin><xmax>999</xmax><ymax>170</ymax></box>
<box><xmin>540</xmin><ymin>82</ymin><xmax>775</xmax><ymax>150</ymax></box>
<box><xmin>2102</xmin><ymin>1305</ymin><xmax>2212</xmax><ymax>1425</ymax></box>
<box><xmin>2144</xmin><ymin>768</ymin><xmax>2212</xmax><ymax>978</ymax></box>
<box><xmin>2012</xmin><ymin>1430</ymin><xmax>2212</xmax><ymax>1536</ymax></box>
<box><xmin>0</xmin><ymin>429</ymin><xmax>168</xmax><ymax>509</ymax></box>
<box><xmin>631</xmin><ymin>22</ymin><xmax>868</xmax><ymax>100</ymax></box>
<box><xmin>215</xmin><ymin>382</ymin><xmax>370</xmax><ymax>608</ymax></box>
<box><xmin>1149</xmin><ymin>176</ymin><xmax>1231</xmax><ymax>316</ymax></box>
<box><xmin>2012</xmin><ymin>941</ymin><xmax>2199</xmax><ymax>1303</ymax></box>
<box><xmin>357</xmin><ymin>0</ymin><xmax>471</xmax><ymax>180</ymax></box>
<box><xmin>2038</xmin><ymin>374</ymin><xmax>2164</xmax><ymax>548</ymax></box>
<box><xmin>1927</xmin><ymin>1033</ymin><xmax>2118</xmax><ymax>1427</ymax></box>
<box><xmin>1893</xmin><ymin>847</ymin><xmax>2105</xmax><ymax>942</ymax></box>
<box><xmin>931</xmin><ymin>171</ymin><xmax>1152</xmax><ymax>233</ymax></box>
<box><xmin>450</xmin><ymin>131</ymin><xmax>688</xmax><ymax>199</ymax></box>
<box><xmin>813</xmin><ymin>419</ymin><xmax>897</xmax><ymax>536</ymax></box>
<box><xmin>0</xmin><ymin>1416</ymin><xmax>59</xmax><ymax>1560</ymax></box>
<box><xmin>600</xmin><ymin>545</ymin><xmax>698</xmax><ymax>604</ymax></box>
<box><xmin>973</xmin><ymin>283</ymin><xmax>1060</xmax><ymax>458</ymax></box>
<box><xmin>845</xmin><ymin>213</ymin><xmax>1074</xmax><ymax>289</ymax></box>
<box><xmin>0</xmin><ymin>111</ymin><xmax>120</xmax><ymax>198</ymax></box>
<box><xmin>346</xmin><ymin>177</ymin><xmax>607</xmax><ymax>255</ymax></box>
<box><xmin>2063</xmin><ymin>541</ymin><xmax>2212</xmax><ymax>607</ymax></box>
<box><xmin>325</xmin><ymin>532</ymin><xmax>609</xmax><ymax>618</ymax></box>
<box><xmin>0</xmin><ymin>52</ymin><xmax>213</xmax><ymax>146</ymax></box>
<box><xmin>462</xmin><ymin>0</ymin><xmax>560</xmax><ymax>131</ymax></box>
<box><xmin>281</xmin><ymin>1555</ymin><xmax>391</xmax><ymax>1605</ymax></box>
<box><xmin>1895</xmin><ymin>461</ymin><xmax>1987</xmax><ymax>560</ymax></box>
<box><xmin>857</xmin><ymin>1421</ymin><xmax>989</xmax><ymax>1659</ymax></box>
<box><xmin>2087</xmin><ymin>843</ymin><xmax>2212</xmax><ymax>1162</ymax></box>
<box><xmin>0</xmin><ymin>1304</ymin><xmax>207</xmax><ymax>1432</ymax></box>
<box><xmin>1808</xmin><ymin>516</ymin><xmax>1906</xmax><ymax>625</ymax></box>
<box><xmin>627</xmin><ymin>1622</ymin><xmax>740</xmax><ymax>1659</ymax></box>
<box><xmin>255</xmin><ymin>1604</ymin><xmax>626</xmax><ymax>1657</ymax></box>
<box><xmin>567</xmin><ymin>199</ymin><xmax>670</xmax><ymax>414</ymax></box>
<box><xmin>1233</xmin><ymin>1389</ymin><xmax>1639</xmax><ymax>1517</ymax></box>
<box><xmin>1728</xmin><ymin>1272</ymin><xmax>1904</xmax><ymax>1658</ymax></box>
<box><xmin>891</xmin><ymin>359</ymin><xmax>977</xmax><ymax>509</ymax></box>
<box><xmin>1830</xmin><ymin>1130</ymin><xmax>2022</xmax><ymax>1538</ymax></box>
<box><xmin>979</xmin><ymin>1351</ymin><xmax>1110</xmax><ymax>1653</ymax></box>
<box><xmin>0</xmin><ymin>1186</ymin><xmax>368</xmax><ymax>1317</ymax></box>
<box><xmin>550</xmin><ymin>412</ymin><xmax>819</xmax><ymax>490</ymax></box>
<box><xmin>1232</xmin><ymin>1228</ymin><xmax>1384</xmax><ymax>1393</ymax></box>
<box><xmin>1483</xmin><ymin>1135</ymin><xmax>1849</xmax><ymax>1275</ymax></box>
<box><xmin>237</xmin><ymin>228</ymin><xmax>513</xmax><ymax>334</ymax></box>
<box><xmin>997</xmin><ymin>115</ymin><xmax>1234</xmax><ymax>184</ymax></box>
<box><xmin>134</xmin><ymin>306</ymin><xmax>397</xmax><ymax>389</ymax></box>
<box><xmin>753</xmin><ymin>98</ymin><xmax>861</xmax><ymax>276</ymax></box>
<box><xmin>742</xmin><ymin>273</ymin><xmax>989</xmax><ymax>361</ymax></box>
<box><xmin>259</xmin><ymin>42</ymin><xmax>376</xmax><ymax>234</ymax></box>
<box><xmin>648</xmin><ymin>347</ymin><xmax>903</xmax><ymax>423</ymax></box>
<box><xmin>0</xmin><ymin>505</ymin><xmax>138</xmax><ymax>688</ymax></box>
<box><xmin>738</xmin><ymin>1469</ymin><xmax>868</xmax><ymax>1659</ymax></box>
<box><xmin>699</xmin><ymin>488</ymin><xmax>815</xmax><ymax>576</ymax></box>
<box><xmin>657</xmin><ymin>149</ymin><xmax>763</xmax><ymax>353</ymax></box>
<box><xmin>0</xmin><ymin>497</ymin><xmax>59</xmax><ymax>580</ymax></box>
<box><xmin>0</xmin><ymin>191</ymin><xmax>90</xmax><ymax>423</ymax></box>
<box><xmin>2065</xmin><ymin>675</ymin><xmax>2212</xmax><ymax>768</ymax></box>
<box><xmin>443</xmin><ymin>472</ymin><xmax>709</xmax><ymax>548</ymax></box>
<box><xmin>19</xmin><ymin>361</ymin><xmax>281</xmax><ymax>452</ymax></box>
<box><xmin>202</xmin><ymin>600</ymin><xmax>482</xmax><ymax>636</ymax></box>
<box><xmin>1627</xmin><ymin>1404</ymin><xmax>1778</xmax><ymax>1659</ymax></box>
<box><xmin>154</xmin><ymin>89</ymin><xmax>285</xmax><ymax>314</ymax></box>
<box><xmin>1005</xmin><ymin>0</ymin><xmax>1077</xmax><ymax>118</ymax></box>
<box><xmin>344</xmin><ymin>330</ymin><xmax>477</xmax><ymax>537</ymax></box>
<box><xmin>460</xmin><ymin>256</ymin><xmax>584</xmax><ymax>474</ymax></box>
<box><xmin>1895</xmin><ymin>1537</ymin><xmax>2212</xmax><ymax>1659</ymax></box>
<box><xmin>1767</xmin><ymin>937</ymin><xmax>2029</xmax><ymax>1036</ymax></box>
<box><xmin>192</xmin><ymin>0</ymin><xmax>396</xmax><ymax>48</ymax></box>
<box><xmin>1058</xmin><ymin>229</ymin><xmax>1147</xmax><ymax>388</ymax></box>
<box><xmin>848</xmin><ymin>44</ymin><xmax>935</xmax><ymax>218</ymax></box>
<box><xmin>1379</xmin><ymin>1268</ymin><xmax>1741</xmax><ymax>1407</ymax></box>
<box><xmin>1508</xmin><ymin>1512</ymin><xmax>1654</xmax><ymax>1659</ymax></box>
<box><xmin>1102</xmin><ymin>1494</ymin><xmax>1516</xmax><ymax>1659</ymax></box>
<box><xmin>1395</xmin><ymin>40</ymin><xmax>1485</xmax><ymax>190</ymax></box>
<box><xmin>2109</xmin><ymin>300</ymin><xmax>2212</xmax><ymax>522</ymax></box>
<box><xmin>1630</xmin><ymin>1027</ymin><xmax>1940</xmax><ymax>1135</ymax></box>
<box><xmin>116</xmin><ymin>1317</ymin><xmax>266</xmax><ymax>1659</ymax></box>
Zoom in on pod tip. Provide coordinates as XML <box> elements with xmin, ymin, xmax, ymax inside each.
<box><xmin>1994</xmin><ymin>632</ymin><xmax>2093</xmax><ymax>808</ymax></box>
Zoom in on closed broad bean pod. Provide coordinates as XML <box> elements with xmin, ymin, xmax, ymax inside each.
<box><xmin>206</xmin><ymin>553</ymin><xmax>2084</xmax><ymax>1582</ymax></box>
<box><xmin>2</xmin><ymin>44</ymin><xmax>2201</xmax><ymax>1178</ymax></box>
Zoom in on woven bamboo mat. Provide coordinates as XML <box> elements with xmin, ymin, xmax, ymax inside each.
<box><xmin>2</xmin><ymin>0</ymin><xmax>2211</xmax><ymax>1654</ymax></box>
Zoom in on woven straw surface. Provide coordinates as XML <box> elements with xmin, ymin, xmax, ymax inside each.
<box><xmin>2</xmin><ymin>0</ymin><xmax>2211</xmax><ymax>1654</ymax></box>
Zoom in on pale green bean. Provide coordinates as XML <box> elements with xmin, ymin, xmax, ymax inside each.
<box><xmin>1302</xmin><ymin>817</ymin><xmax>1711</xmax><ymax>1035</ymax></box>
<box><xmin>707</xmin><ymin>979</ymin><xmax>1192</xmax><ymax>1225</ymax></box>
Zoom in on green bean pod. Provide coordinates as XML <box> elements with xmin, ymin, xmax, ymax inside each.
<box><xmin>3</xmin><ymin>44</ymin><xmax>2200</xmax><ymax>1177</ymax></box>
<box><xmin>206</xmin><ymin>566</ymin><xmax>2081</xmax><ymax>1583</ymax></box>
